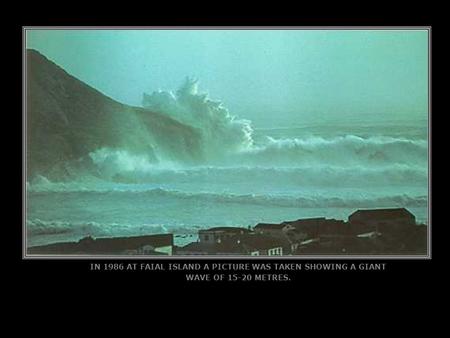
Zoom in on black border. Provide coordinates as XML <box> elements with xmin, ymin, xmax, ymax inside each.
<box><xmin>10</xmin><ymin>7</ymin><xmax>440</xmax><ymax>293</ymax></box>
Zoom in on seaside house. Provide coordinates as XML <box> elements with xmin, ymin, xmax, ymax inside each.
<box><xmin>254</xmin><ymin>223</ymin><xmax>291</xmax><ymax>237</ymax></box>
<box><xmin>281</xmin><ymin>217</ymin><xmax>326</xmax><ymax>241</ymax></box>
<box><xmin>198</xmin><ymin>227</ymin><xmax>251</xmax><ymax>245</ymax></box>
<box><xmin>348</xmin><ymin>208</ymin><xmax>416</xmax><ymax>235</ymax></box>
<box><xmin>177</xmin><ymin>233</ymin><xmax>286</xmax><ymax>256</ymax></box>
<box><xmin>238</xmin><ymin>234</ymin><xmax>285</xmax><ymax>256</ymax></box>
<box><xmin>317</xmin><ymin>219</ymin><xmax>351</xmax><ymax>239</ymax></box>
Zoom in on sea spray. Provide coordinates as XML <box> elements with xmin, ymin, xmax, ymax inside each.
<box><xmin>68</xmin><ymin>78</ymin><xmax>429</xmax><ymax>176</ymax></box>
<box><xmin>143</xmin><ymin>77</ymin><xmax>254</xmax><ymax>159</ymax></box>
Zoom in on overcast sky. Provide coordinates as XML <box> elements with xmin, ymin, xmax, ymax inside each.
<box><xmin>26</xmin><ymin>29</ymin><xmax>429</xmax><ymax>127</ymax></box>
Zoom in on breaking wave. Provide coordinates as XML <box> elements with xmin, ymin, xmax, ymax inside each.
<box><xmin>84</xmin><ymin>135</ymin><xmax>427</xmax><ymax>181</ymax></box>
<box><xmin>143</xmin><ymin>77</ymin><xmax>253</xmax><ymax>159</ymax></box>
<box><xmin>33</xmin><ymin>77</ymin><xmax>427</xmax><ymax>180</ymax></box>
<box><xmin>139</xmin><ymin>78</ymin><xmax>427</xmax><ymax>168</ymax></box>
<box><xmin>241</xmin><ymin>135</ymin><xmax>427</xmax><ymax>167</ymax></box>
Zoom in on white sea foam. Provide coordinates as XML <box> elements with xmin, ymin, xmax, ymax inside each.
<box><xmin>143</xmin><ymin>77</ymin><xmax>253</xmax><ymax>159</ymax></box>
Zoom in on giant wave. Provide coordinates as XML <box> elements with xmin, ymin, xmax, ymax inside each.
<box><xmin>143</xmin><ymin>77</ymin><xmax>254</xmax><ymax>159</ymax></box>
<box><xmin>83</xmin><ymin>77</ymin><xmax>427</xmax><ymax>175</ymax></box>
<box><xmin>30</xmin><ymin>76</ymin><xmax>428</xmax><ymax>181</ymax></box>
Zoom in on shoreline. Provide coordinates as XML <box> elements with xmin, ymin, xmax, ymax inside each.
<box><xmin>27</xmin><ymin>208</ymin><xmax>428</xmax><ymax>256</ymax></box>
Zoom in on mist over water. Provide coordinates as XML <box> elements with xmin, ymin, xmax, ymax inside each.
<box><xmin>142</xmin><ymin>77</ymin><xmax>254</xmax><ymax>163</ymax></box>
<box><xmin>27</xmin><ymin>78</ymin><xmax>429</xmax><ymax>246</ymax></box>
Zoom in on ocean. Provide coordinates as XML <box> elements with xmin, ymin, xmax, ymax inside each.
<box><xmin>26</xmin><ymin>79</ymin><xmax>429</xmax><ymax>248</ymax></box>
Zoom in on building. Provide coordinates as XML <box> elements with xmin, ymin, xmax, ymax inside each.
<box><xmin>254</xmin><ymin>223</ymin><xmax>288</xmax><ymax>238</ymax></box>
<box><xmin>348</xmin><ymin>208</ymin><xmax>416</xmax><ymax>235</ymax></box>
<box><xmin>317</xmin><ymin>219</ymin><xmax>350</xmax><ymax>238</ymax></box>
<box><xmin>253</xmin><ymin>223</ymin><xmax>294</xmax><ymax>253</ymax></box>
<box><xmin>177</xmin><ymin>233</ymin><xmax>286</xmax><ymax>256</ymax></box>
<box><xmin>282</xmin><ymin>217</ymin><xmax>326</xmax><ymax>240</ymax></box>
<box><xmin>239</xmin><ymin>234</ymin><xmax>285</xmax><ymax>256</ymax></box>
<box><xmin>294</xmin><ymin>236</ymin><xmax>380</xmax><ymax>255</ymax></box>
<box><xmin>281</xmin><ymin>218</ymin><xmax>350</xmax><ymax>248</ymax></box>
<box><xmin>175</xmin><ymin>242</ymin><xmax>218</xmax><ymax>255</ymax></box>
<box><xmin>198</xmin><ymin>226</ymin><xmax>251</xmax><ymax>245</ymax></box>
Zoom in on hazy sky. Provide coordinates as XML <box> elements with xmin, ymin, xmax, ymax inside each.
<box><xmin>26</xmin><ymin>29</ymin><xmax>429</xmax><ymax>126</ymax></box>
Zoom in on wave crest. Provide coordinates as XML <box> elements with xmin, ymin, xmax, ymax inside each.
<box><xmin>143</xmin><ymin>77</ymin><xmax>254</xmax><ymax>158</ymax></box>
<box><xmin>240</xmin><ymin>135</ymin><xmax>427</xmax><ymax>166</ymax></box>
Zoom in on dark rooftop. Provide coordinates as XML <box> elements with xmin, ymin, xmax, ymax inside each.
<box><xmin>349</xmin><ymin>208</ymin><xmax>415</xmax><ymax>220</ymax></box>
<box><xmin>254</xmin><ymin>223</ymin><xmax>285</xmax><ymax>230</ymax></box>
<box><xmin>177</xmin><ymin>242</ymin><xmax>212</xmax><ymax>253</ymax></box>
<box><xmin>283</xmin><ymin>217</ymin><xmax>326</xmax><ymax>225</ymax></box>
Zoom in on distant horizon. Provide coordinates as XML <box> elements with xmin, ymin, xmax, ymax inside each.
<box><xmin>25</xmin><ymin>29</ymin><xmax>429</xmax><ymax>127</ymax></box>
<box><xmin>25</xmin><ymin>47</ymin><xmax>429</xmax><ymax>129</ymax></box>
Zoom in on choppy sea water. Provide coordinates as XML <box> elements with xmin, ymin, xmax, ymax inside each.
<box><xmin>26</xmin><ymin>78</ymin><xmax>428</xmax><ymax>248</ymax></box>
<box><xmin>26</xmin><ymin>121</ymin><xmax>429</xmax><ymax>248</ymax></box>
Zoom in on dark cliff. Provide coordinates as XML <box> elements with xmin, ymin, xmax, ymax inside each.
<box><xmin>26</xmin><ymin>49</ymin><xmax>203</xmax><ymax>181</ymax></box>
